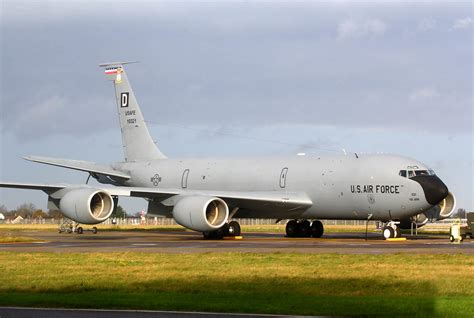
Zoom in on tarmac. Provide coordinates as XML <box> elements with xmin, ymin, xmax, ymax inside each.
<box><xmin>0</xmin><ymin>228</ymin><xmax>472</xmax><ymax>254</ymax></box>
<box><xmin>0</xmin><ymin>307</ymin><xmax>317</xmax><ymax>318</ymax></box>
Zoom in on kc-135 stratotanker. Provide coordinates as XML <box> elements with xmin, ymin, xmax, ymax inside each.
<box><xmin>1</xmin><ymin>62</ymin><xmax>455</xmax><ymax>239</ymax></box>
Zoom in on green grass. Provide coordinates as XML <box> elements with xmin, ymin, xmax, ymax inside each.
<box><xmin>0</xmin><ymin>252</ymin><xmax>472</xmax><ymax>317</ymax></box>
<box><xmin>0</xmin><ymin>235</ymin><xmax>44</xmax><ymax>243</ymax></box>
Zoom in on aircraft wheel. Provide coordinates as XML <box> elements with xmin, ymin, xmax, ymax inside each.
<box><xmin>92</xmin><ymin>227</ymin><xmax>98</xmax><ymax>234</ymax></box>
<box><xmin>227</xmin><ymin>221</ymin><xmax>241</xmax><ymax>236</ymax></box>
<box><xmin>460</xmin><ymin>235</ymin><xmax>465</xmax><ymax>242</ymax></box>
<box><xmin>76</xmin><ymin>227</ymin><xmax>83</xmax><ymax>234</ymax></box>
<box><xmin>203</xmin><ymin>231</ymin><xmax>212</xmax><ymax>239</ymax></box>
<box><xmin>286</xmin><ymin>220</ymin><xmax>298</xmax><ymax>237</ymax></box>
<box><xmin>383</xmin><ymin>226</ymin><xmax>394</xmax><ymax>239</ymax></box>
<box><xmin>311</xmin><ymin>220</ymin><xmax>324</xmax><ymax>238</ymax></box>
<box><xmin>298</xmin><ymin>220</ymin><xmax>311</xmax><ymax>237</ymax></box>
<box><xmin>449</xmin><ymin>235</ymin><xmax>455</xmax><ymax>242</ymax></box>
<box><xmin>394</xmin><ymin>227</ymin><xmax>401</xmax><ymax>238</ymax></box>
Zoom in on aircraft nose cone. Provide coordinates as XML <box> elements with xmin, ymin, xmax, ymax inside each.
<box><xmin>411</xmin><ymin>175</ymin><xmax>449</xmax><ymax>205</ymax></box>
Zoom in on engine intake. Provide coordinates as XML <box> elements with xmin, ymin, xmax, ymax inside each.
<box><xmin>173</xmin><ymin>196</ymin><xmax>229</xmax><ymax>232</ymax></box>
<box><xmin>400</xmin><ymin>192</ymin><xmax>456</xmax><ymax>229</ymax></box>
<box><xmin>59</xmin><ymin>188</ymin><xmax>114</xmax><ymax>224</ymax></box>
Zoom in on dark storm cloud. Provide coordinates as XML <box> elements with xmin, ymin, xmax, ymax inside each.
<box><xmin>1</xmin><ymin>1</ymin><xmax>472</xmax><ymax>141</ymax></box>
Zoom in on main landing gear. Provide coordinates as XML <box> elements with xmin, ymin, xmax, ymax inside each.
<box><xmin>382</xmin><ymin>221</ymin><xmax>401</xmax><ymax>239</ymax></box>
<box><xmin>203</xmin><ymin>220</ymin><xmax>241</xmax><ymax>239</ymax></box>
<box><xmin>285</xmin><ymin>220</ymin><xmax>324</xmax><ymax>238</ymax></box>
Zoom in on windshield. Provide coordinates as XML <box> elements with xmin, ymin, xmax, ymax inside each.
<box><xmin>399</xmin><ymin>169</ymin><xmax>435</xmax><ymax>179</ymax></box>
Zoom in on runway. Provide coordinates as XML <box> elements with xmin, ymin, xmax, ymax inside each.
<box><xmin>0</xmin><ymin>307</ymin><xmax>314</xmax><ymax>318</ymax></box>
<box><xmin>0</xmin><ymin>229</ymin><xmax>472</xmax><ymax>254</ymax></box>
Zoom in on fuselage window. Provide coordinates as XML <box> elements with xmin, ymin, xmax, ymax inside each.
<box><xmin>399</xmin><ymin>170</ymin><xmax>407</xmax><ymax>178</ymax></box>
<box><xmin>407</xmin><ymin>170</ymin><xmax>415</xmax><ymax>178</ymax></box>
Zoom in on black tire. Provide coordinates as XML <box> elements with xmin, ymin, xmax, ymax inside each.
<box><xmin>394</xmin><ymin>227</ymin><xmax>401</xmax><ymax>238</ymax></box>
<box><xmin>286</xmin><ymin>220</ymin><xmax>298</xmax><ymax>237</ymax></box>
<box><xmin>311</xmin><ymin>220</ymin><xmax>324</xmax><ymax>238</ymax></box>
<box><xmin>92</xmin><ymin>227</ymin><xmax>98</xmax><ymax>234</ymax></box>
<box><xmin>203</xmin><ymin>231</ymin><xmax>212</xmax><ymax>239</ymax></box>
<box><xmin>220</xmin><ymin>223</ymin><xmax>230</xmax><ymax>237</ymax></box>
<box><xmin>449</xmin><ymin>235</ymin><xmax>455</xmax><ymax>242</ymax></box>
<box><xmin>227</xmin><ymin>221</ymin><xmax>241</xmax><ymax>237</ymax></box>
<box><xmin>76</xmin><ymin>227</ymin><xmax>83</xmax><ymax>234</ymax></box>
<box><xmin>298</xmin><ymin>220</ymin><xmax>311</xmax><ymax>237</ymax></box>
<box><xmin>383</xmin><ymin>226</ymin><xmax>394</xmax><ymax>239</ymax></box>
<box><xmin>460</xmin><ymin>235</ymin><xmax>465</xmax><ymax>242</ymax></box>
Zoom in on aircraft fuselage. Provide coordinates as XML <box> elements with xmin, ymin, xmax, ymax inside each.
<box><xmin>117</xmin><ymin>153</ymin><xmax>432</xmax><ymax>221</ymax></box>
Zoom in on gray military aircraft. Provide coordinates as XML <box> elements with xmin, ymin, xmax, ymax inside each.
<box><xmin>0</xmin><ymin>62</ymin><xmax>456</xmax><ymax>239</ymax></box>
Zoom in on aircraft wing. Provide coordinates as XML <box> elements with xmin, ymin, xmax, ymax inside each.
<box><xmin>23</xmin><ymin>155</ymin><xmax>130</xmax><ymax>180</ymax></box>
<box><xmin>0</xmin><ymin>182</ymin><xmax>312</xmax><ymax>214</ymax></box>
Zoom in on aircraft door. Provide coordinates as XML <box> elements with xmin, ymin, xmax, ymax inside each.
<box><xmin>280</xmin><ymin>167</ymin><xmax>288</xmax><ymax>188</ymax></box>
<box><xmin>181</xmin><ymin>169</ymin><xmax>189</xmax><ymax>188</ymax></box>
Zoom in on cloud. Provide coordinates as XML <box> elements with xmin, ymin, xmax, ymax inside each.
<box><xmin>337</xmin><ymin>19</ymin><xmax>387</xmax><ymax>39</ymax></box>
<box><xmin>452</xmin><ymin>17</ymin><xmax>473</xmax><ymax>30</ymax></box>
<box><xmin>8</xmin><ymin>95</ymin><xmax>113</xmax><ymax>140</ymax></box>
<box><xmin>409</xmin><ymin>88</ymin><xmax>441</xmax><ymax>102</ymax></box>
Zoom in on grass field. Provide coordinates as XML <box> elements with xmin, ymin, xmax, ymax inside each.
<box><xmin>0</xmin><ymin>252</ymin><xmax>472</xmax><ymax>317</ymax></box>
<box><xmin>0</xmin><ymin>235</ymin><xmax>43</xmax><ymax>243</ymax></box>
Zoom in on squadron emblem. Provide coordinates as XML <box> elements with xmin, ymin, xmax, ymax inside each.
<box><xmin>150</xmin><ymin>174</ymin><xmax>162</xmax><ymax>186</ymax></box>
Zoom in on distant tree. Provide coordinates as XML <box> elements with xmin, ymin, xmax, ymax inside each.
<box><xmin>453</xmin><ymin>208</ymin><xmax>467</xmax><ymax>219</ymax></box>
<box><xmin>112</xmin><ymin>205</ymin><xmax>127</xmax><ymax>218</ymax></box>
<box><xmin>15</xmin><ymin>203</ymin><xmax>36</xmax><ymax>219</ymax></box>
<box><xmin>32</xmin><ymin>209</ymin><xmax>48</xmax><ymax>219</ymax></box>
<box><xmin>48</xmin><ymin>209</ymin><xmax>63</xmax><ymax>219</ymax></box>
<box><xmin>0</xmin><ymin>204</ymin><xmax>7</xmax><ymax>215</ymax></box>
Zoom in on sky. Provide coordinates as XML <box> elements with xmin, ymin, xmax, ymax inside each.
<box><xmin>0</xmin><ymin>0</ymin><xmax>473</xmax><ymax>214</ymax></box>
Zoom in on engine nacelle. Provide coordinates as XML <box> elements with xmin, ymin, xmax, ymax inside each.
<box><xmin>172</xmin><ymin>196</ymin><xmax>229</xmax><ymax>232</ymax></box>
<box><xmin>59</xmin><ymin>188</ymin><xmax>114</xmax><ymax>224</ymax></box>
<box><xmin>399</xmin><ymin>192</ymin><xmax>456</xmax><ymax>229</ymax></box>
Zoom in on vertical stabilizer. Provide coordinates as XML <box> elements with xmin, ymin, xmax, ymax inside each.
<box><xmin>100</xmin><ymin>62</ymin><xmax>166</xmax><ymax>162</ymax></box>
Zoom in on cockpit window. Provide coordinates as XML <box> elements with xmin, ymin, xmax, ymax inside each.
<box><xmin>415</xmin><ymin>170</ymin><xmax>429</xmax><ymax>176</ymax></box>
<box><xmin>399</xmin><ymin>169</ymin><xmax>436</xmax><ymax>179</ymax></box>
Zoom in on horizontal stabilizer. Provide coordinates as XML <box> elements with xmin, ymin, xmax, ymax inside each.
<box><xmin>98</xmin><ymin>61</ymin><xmax>139</xmax><ymax>67</ymax></box>
<box><xmin>23</xmin><ymin>155</ymin><xmax>130</xmax><ymax>180</ymax></box>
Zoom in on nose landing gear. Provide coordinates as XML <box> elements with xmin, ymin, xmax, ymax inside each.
<box><xmin>382</xmin><ymin>221</ymin><xmax>401</xmax><ymax>239</ymax></box>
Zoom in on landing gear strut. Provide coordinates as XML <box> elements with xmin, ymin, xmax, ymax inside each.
<box><xmin>203</xmin><ymin>220</ymin><xmax>241</xmax><ymax>239</ymax></box>
<box><xmin>286</xmin><ymin>220</ymin><xmax>324</xmax><ymax>238</ymax></box>
<box><xmin>383</xmin><ymin>221</ymin><xmax>401</xmax><ymax>239</ymax></box>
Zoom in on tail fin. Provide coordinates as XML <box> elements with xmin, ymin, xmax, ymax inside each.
<box><xmin>100</xmin><ymin>62</ymin><xmax>166</xmax><ymax>162</ymax></box>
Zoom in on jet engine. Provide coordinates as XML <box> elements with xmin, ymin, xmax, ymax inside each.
<box><xmin>173</xmin><ymin>196</ymin><xmax>229</xmax><ymax>232</ymax></box>
<box><xmin>59</xmin><ymin>188</ymin><xmax>114</xmax><ymax>224</ymax></box>
<box><xmin>400</xmin><ymin>192</ymin><xmax>456</xmax><ymax>229</ymax></box>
